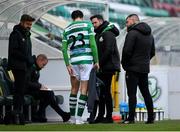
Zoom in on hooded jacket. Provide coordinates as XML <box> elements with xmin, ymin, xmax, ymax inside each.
<box><xmin>121</xmin><ymin>22</ymin><xmax>155</xmax><ymax>73</ymax></box>
<box><xmin>95</xmin><ymin>21</ymin><xmax>120</xmax><ymax>73</ymax></box>
<box><xmin>8</xmin><ymin>24</ymin><xmax>33</xmax><ymax>71</ymax></box>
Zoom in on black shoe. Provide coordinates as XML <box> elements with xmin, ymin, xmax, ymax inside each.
<box><xmin>62</xmin><ymin>112</ymin><xmax>70</xmax><ymax>122</ymax></box>
<box><xmin>145</xmin><ymin>115</ymin><xmax>155</xmax><ymax>124</ymax></box>
<box><xmin>88</xmin><ymin>120</ymin><xmax>96</xmax><ymax>124</ymax></box>
<box><xmin>31</xmin><ymin>115</ymin><xmax>39</xmax><ymax>122</ymax></box>
<box><xmin>32</xmin><ymin>115</ymin><xmax>47</xmax><ymax>123</ymax></box>
<box><xmin>38</xmin><ymin>117</ymin><xmax>47</xmax><ymax>123</ymax></box>
<box><xmin>122</xmin><ymin>119</ymin><xmax>135</xmax><ymax>124</ymax></box>
<box><xmin>87</xmin><ymin>117</ymin><xmax>91</xmax><ymax>122</ymax></box>
<box><xmin>87</xmin><ymin>117</ymin><xmax>95</xmax><ymax>124</ymax></box>
<box><xmin>102</xmin><ymin>118</ymin><xmax>113</xmax><ymax>123</ymax></box>
<box><xmin>87</xmin><ymin>112</ymin><xmax>97</xmax><ymax>124</ymax></box>
<box><xmin>94</xmin><ymin>117</ymin><xmax>105</xmax><ymax>123</ymax></box>
<box><xmin>145</xmin><ymin>120</ymin><xmax>154</xmax><ymax>124</ymax></box>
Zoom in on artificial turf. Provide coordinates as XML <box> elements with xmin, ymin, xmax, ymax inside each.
<box><xmin>0</xmin><ymin>120</ymin><xmax>180</xmax><ymax>131</ymax></box>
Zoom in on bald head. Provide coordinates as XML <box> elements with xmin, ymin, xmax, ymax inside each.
<box><xmin>126</xmin><ymin>14</ymin><xmax>140</xmax><ymax>28</ymax></box>
<box><xmin>36</xmin><ymin>54</ymin><xmax>48</xmax><ymax>69</ymax></box>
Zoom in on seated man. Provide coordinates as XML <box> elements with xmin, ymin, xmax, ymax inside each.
<box><xmin>26</xmin><ymin>54</ymin><xmax>70</xmax><ymax>122</ymax></box>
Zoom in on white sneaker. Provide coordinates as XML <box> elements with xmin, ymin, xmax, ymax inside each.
<box><xmin>76</xmin><ymin>117</ymin><xmax>85</xmax><ymax>125</ymax></box>
<box><xmin>69</xmin><ymin>116</ymin><xmax>76</xmax><ymax>124</ymax></box>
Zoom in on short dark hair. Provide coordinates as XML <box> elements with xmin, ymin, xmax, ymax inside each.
<box><xmin>37</xmin><ymin>54</ymin><xmax>48</xmax><ymax>61</ymax></box>
<box><xmin>126</xmin><ymin>14</ymin><xmax>139</xmax><ymax>20</ymax></box>
<box><xmin>71</xmin><ymin>10</ymin><xmax>83</xmax><ymax>20</ymax></box>
<box><xmin>90</xmin><ymin>15</ymin><xmax>104</xmax><ymax>21</ymax></box>
<box><xmin>20</xmin><ymin>14</ymin><xmax>35</xmax><ymax>22</ymax></box>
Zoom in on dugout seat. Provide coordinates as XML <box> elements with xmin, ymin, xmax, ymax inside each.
<box><xmin>0</xmin><ymin>58</ymin><xmax>64</xmax><ymax>122</ymax></box>
<box><xmin>0</xmin><ymin>58</ymin><xmax>33</xmax><ymax>121</ymax></box>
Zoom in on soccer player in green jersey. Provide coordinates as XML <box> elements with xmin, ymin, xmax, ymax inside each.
<box><xmin>62</xmin><ymin>10</ymin><xmax>99</xmax><ymax>124</ymax></box>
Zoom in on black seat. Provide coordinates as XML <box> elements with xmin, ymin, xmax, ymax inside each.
<box><xmin>0</xmin><ymin>58</ymin><xmax>32</xmax><ymax>106</ymax></box>
<box><xmin>0</xmin><ymin>58</ymin><xmax>33</xmax><ymax>121</ymax></box>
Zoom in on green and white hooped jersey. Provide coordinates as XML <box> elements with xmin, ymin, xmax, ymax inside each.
<box><xmin>62</xmin><ymin>21</ymin><xmax>95</xmax><ymax>65</ymax></box>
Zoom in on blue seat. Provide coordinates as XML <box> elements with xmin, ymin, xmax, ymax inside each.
<box><xmin>119</xmin><ymin>102</ymin><xmax>129</xmax><ymax>120</ymax></box>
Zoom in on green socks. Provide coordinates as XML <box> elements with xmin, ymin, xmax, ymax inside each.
<box><xmin>69</xmin><ymin>94</ymin><xmax>88</xmax><ymax>117</ymax></box>
<box><xmin>69</xmin><ymin>94</ymin><xmax>77</xmax><ymax>116</ymax></box>
<box><xmin>77</xmin><ymin>94</ymin><xmax>88</xmax><ymax>117</ymax></box>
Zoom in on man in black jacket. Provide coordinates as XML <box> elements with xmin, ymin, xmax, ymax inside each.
<box><xmin>90</xmin><ymin>15</ymin><xmax>120</xmax><ymax>123</ymax></box>
<box><xmin>26</xmin><ymin>54</ymin><xmax>70</xmax><ymax>122</ymax></box>
<box><xmin>121</xmin><ymin>14</ymin><xmax>155</xmax><ymax>124</ymax></box>
<box><xmin>8</xmin><ymin>14</ymin><xmax>35</xmax><ymax>124</ymax></box>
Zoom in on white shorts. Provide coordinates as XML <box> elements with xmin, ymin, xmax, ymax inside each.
<box><xmin>71</xmin><ymin>64</ymin><xmax>93</xmax><ymax>81</ymax></box>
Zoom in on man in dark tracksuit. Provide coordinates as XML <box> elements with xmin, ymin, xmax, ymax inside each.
<box><xmin>8</xmin><ymin>14</ymin><xmax>35</xmax><ymax>124</ymax></box>
<box><xmin>26</xmin><ymin>54</ymin><xmax>70</xmax><ymax>122</ymax></box>
<box><xmin>90</xmin><ymin>15</ymin><xmax>120</xmax><ymax>123</ymax></box>
<box><xmin>121</xmin><ymin>14</ymin><xmax>155</xmax><ymax>124</ymax></box>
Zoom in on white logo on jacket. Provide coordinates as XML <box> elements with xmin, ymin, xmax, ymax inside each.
<box><xmin>99</xmin><ymin>37</ymin><xmax>103</xmax><ymax>42</ymax></box>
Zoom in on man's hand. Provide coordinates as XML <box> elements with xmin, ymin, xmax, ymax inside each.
<box><xmin>93</xmin><ymin>63</ymin><xmax>100</xmax><ymax>71</ymax></box>
<box><xmin>66</xmin><ymin>65</ymin><xmax>74</xmax><ymax>76</ymax></box>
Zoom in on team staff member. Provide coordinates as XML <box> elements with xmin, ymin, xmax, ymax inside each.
<box><xmin>121</xmin><ymin>14</ymin><xmax>155</xmax><ymax>124</ymax></box>
<box><xmin>26</xmin><ymin>54</ymin><xmax>70</xmax><ymax>123</ymax></box>
<box><xmin>62</xmin><ymin>10</ymin><xmax>99</xmax><ymax>124</ymax></box>
<box><xmin>90</xmin><ymin>15</ymin><xmax>120</xmax><ymax>123</ymax></box>
<box><xmin>8</xmin><ymin>14</ymin><xmax>35</xmax><ymax>125</ymax></box>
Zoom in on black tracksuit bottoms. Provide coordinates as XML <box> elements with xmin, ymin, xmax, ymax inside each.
<box><xmin>97</xmin><ymin>72</ymin><xmax>114</xmax><ymax>119</ymax></box>
<box><xmin>32</xmin><ymin>90</ymin><xmax>65</xmax><ymax>118</ymax></box>
<box><xmin>125</xmin><ymin>71</ymin><xmax>154</xmax><ymax>121</ymax></box>
<box><xmin>12</xmin><ymin>69</ymin><xmax>27</xmax><ymax>114</ymax></box>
